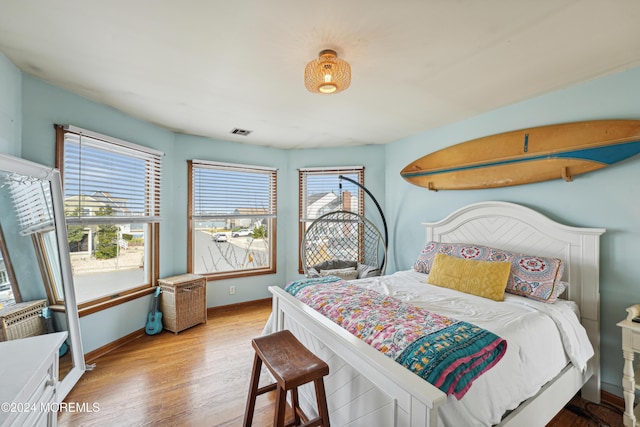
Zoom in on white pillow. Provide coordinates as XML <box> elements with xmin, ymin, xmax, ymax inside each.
<box><xmin>320</xmin><ymin>267</ymin><xmax>358</xmax><ymax>280</ymax></box>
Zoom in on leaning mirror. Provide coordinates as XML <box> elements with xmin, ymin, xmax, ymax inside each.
<box><xmin>0</xmin><ymin>153</ymin><xmax>85</xmax><ymax>400</ymax></box>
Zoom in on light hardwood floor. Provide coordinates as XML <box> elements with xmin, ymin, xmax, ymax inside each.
<box><xmin>59</xmin><ymin>299</ymin><xmax>278</xmax><ymax>426</ymax></box>
<box><xmin>58</xmin><ymin>298</ymin><xmax>622</xmax><ymax>426</ymax></box>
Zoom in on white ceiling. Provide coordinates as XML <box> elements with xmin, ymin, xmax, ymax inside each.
<box><xmin>2</xmin><ymin>0</ymin><xmax>640</xmax><ymax>149</ymax></box>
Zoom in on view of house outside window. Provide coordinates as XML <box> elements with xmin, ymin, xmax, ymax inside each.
<box><xmin>298</xmin><ymin>167</ymin><xmax>364</xmax><ymax>271</ymax></box>
<box><xmin>189</xmin><ymin>160</ymin><xmax>277</xmax><ymax>278</ymax></box>
<box><xmin>65</xmin><ymin>219</ymin><xmax>150</xmax><ymax>304</ymax></box>
<box><xmin>56</xmin><ymin>125</ymin><xmax>162</xmax><ymax>307</ymax></box>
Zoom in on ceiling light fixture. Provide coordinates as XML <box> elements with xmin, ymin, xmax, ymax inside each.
<box><xmin>304</xmin><ymin>49</ymin><xmax>351</xmax><ymax>94</ymax></box>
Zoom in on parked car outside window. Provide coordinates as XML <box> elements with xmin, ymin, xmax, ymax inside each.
<box><xmin>212</xmin><ymin>233</ymin><xmax>228</xmax><ymax>242</ymax></box>
<box><xmin>231</xmin><ymin>229</ymin><xmax>251</xmax><ymax>237</ymax></box>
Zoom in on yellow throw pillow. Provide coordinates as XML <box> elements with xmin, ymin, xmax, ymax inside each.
<box><xmin>428</xmin><ymin>253</ymin><xmax>511</xmax><ymax>301</ymax></box>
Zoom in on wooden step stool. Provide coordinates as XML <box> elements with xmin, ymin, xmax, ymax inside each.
<box><xmin>244</xmin><ymin>329</ymin><xmax>330</xmax><ymax>427</ymax></box>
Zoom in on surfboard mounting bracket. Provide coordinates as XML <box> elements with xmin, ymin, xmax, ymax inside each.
<box><xmin>561</xmin><ymin>167</ymin><xmax>573</xmax><ymax>182</ymax></box>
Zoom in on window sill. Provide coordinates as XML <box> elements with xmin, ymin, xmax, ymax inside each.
<box><xmin>78</xmin><ymin>287</ymin><xmax>155</xmax><ymax>317</ymax></box>
<box><xmin>197</xmin><ymin>267</ymin><xmax>276</xmax><ymax>281</ymax></box>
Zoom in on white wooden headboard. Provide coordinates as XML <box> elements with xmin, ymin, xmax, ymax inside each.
<box><xmin>422</xmin><ymin>200</ymin><xmax>605</xmax><ymax>401</ymax></box>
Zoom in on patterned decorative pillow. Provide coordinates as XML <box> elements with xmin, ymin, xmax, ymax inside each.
<box><xmin>414</xmin><ymin>242</ymin><xmax>493</xmax><ymax>273</ymax></box>
<box><xmin>428</xmin><ymin>253</ymin><xmax>511</xmax><ymax>301</ymax></box>
<box><xmin>414</xmin><ymin>241</ymin><xmax>564</xmax><ymax>303</ymax></box>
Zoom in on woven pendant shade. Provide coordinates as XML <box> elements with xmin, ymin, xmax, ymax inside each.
<box><xmin>304</xmin><ymin>49</ymin><xmax>351</xmax><ymax>94</ymax></box>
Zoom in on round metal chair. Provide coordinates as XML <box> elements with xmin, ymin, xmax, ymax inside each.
<box><xmin>301</xmin><ymin>210</ymin><xmax>387</xmax><ymax>278</ymax></box>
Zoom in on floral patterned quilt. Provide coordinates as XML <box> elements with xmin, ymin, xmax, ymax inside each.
<box><xmin>285</xmin><ymin>276</ymin><xmax>507</xmax><ymax>399</ymax></box>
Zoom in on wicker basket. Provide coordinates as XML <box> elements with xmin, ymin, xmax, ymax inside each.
<box><xmin>158</xmin><ymin>274</ymin><xmax>207</xmax><ymax>334</ymax></box>
<box><xmin>0</xmin><ymin>299</ymin><xmax>47</xmax><ymax>341</ymax></box>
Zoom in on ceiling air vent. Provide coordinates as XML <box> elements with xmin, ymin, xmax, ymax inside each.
<box><xmin>230</xmin><ymin>128</ymin><xmax>252</xmax><ymax>136</ymax></box>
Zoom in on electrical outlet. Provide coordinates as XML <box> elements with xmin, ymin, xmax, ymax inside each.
<box><xmin>229</xmin><ymin>285</ymin><xmax>236</xmax><ymax>295</ymax></box>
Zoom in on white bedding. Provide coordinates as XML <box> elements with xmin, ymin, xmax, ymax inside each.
<box><xmin>266</xmin><ymin>269</ymin><xmax>594</xmax><ymax>426</ymax></box>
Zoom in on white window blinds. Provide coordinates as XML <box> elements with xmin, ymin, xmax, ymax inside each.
<box><xmin>61</xmin><ymin>126</ymin><xmax>163</xmax><ymax>225</ymax></box>
<box><xmin>191</xmin><ymin>160</ymin><xmax>276</xmax><ymax>220</ymax></box>
<box><xmin>299</xmin><ymin>167</ymin><xmax>364</xmax><ymax>222</ymax></box>
<box><xmin>9</xmin><ymin>176</ymin><xmax>55</xmax><ymax>236</ymax></box>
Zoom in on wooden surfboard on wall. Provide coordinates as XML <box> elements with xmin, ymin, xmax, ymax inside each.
<box><xmin>400</xmin><ymin>120</ymin><xmax>640</xmax><ymax>190</ymax></box>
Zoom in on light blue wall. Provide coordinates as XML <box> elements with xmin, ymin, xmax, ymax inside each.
<box><xmin>384</xmin><ymin>66</ymin><xmax>640</xmax><ymax>397</ymax></box>
<box><xmin>0</xmin><ymin>52</ymin><xmax>46</xmax><ymax>301</ymax></box>
<box><xmin>0</xmin><ymin>52</ymin><xmax>21</xmax><ymax>156</ymax></box>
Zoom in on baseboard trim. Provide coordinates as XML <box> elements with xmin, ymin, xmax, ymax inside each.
<box><xmin>600</xmin><ymin>389</ymin><xmax>624</xmax><ymax>409</ymax></box>
<box><xmin>84</xmin><ymin>328</ymin><xmax>145</xmax><ymax>363</ymax></box>
<box><xmin>207</xmin><ymin>297</ymin><xmax>272</xmax><ymax>316</ymax></box>
<box><xmin>83</xmin><ymin>299</ymin><xmax>272</xmax><ymax>363</ymax></box>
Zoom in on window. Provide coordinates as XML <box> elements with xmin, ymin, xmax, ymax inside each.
<box><xmin>188</xmin><ymin>160</ymin><xmax>277</xmax><ymax>279</ymax></box>
<box><xmin>0</xmin><ymin>226</ymin><xmax>18</xmax><ymax>306</ymax></box>
<box><xmin>55</xmin><ymin>125</ymin><xmax>163</xmax><ymax>311</ymax></box>
<box><xmin>298</xmin><ymin>167</ymin><xmax>364</xmax><ymax>272</ymax></box>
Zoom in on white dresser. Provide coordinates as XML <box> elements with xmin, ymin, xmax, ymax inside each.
<box><xmin>0</xmin><ymin>332</ymin><xmax>68</xmax><ymax>427</ymax></box>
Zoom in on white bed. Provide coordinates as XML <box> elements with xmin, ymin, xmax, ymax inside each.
<box><xmin>268</xmin><ymin>201</ymin><xmax>605</xmax><ymax>426</ymax></box>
